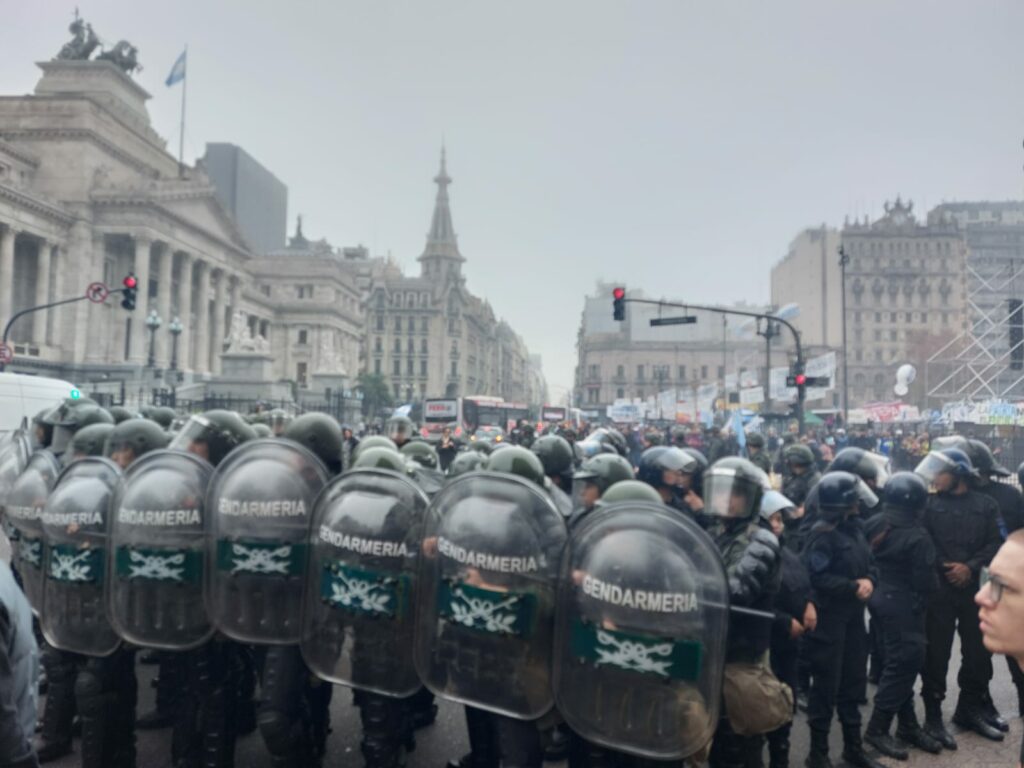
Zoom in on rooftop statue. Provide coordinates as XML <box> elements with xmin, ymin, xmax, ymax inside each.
<box><xmin>97</xmin><ymin>41</ymin><xmax>142</xmax><ymax>75</ymax></box>
<box><xmin>56</xmin><ymin>10</ymin><xmax>99</xmax><ymax>61</ymax></box>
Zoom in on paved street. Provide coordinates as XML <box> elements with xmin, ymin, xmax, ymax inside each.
<box><xmin>40</xmin><ymin>636</ymin><xmax>1021</xmax><ymax>768</ymax></box>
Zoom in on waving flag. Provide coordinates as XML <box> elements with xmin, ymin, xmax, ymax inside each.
<box><xmin>166</xmin><ymin>49</ymin><xmax>186</xmax><ymax>87</ymax></box>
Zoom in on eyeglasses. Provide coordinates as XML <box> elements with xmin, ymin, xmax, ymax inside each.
<box><xmin>981</xmin><ymin>567</ymin><xmax>1010</xmax><ymax>604</ymax></box>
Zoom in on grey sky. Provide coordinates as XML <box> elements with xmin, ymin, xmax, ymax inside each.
<box><xmin>4</xmin><ymin>2</ymin><xmax>1023</xmax><ymax>400</ymax></box>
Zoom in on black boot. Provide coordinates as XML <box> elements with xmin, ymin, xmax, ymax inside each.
<box><xmin>895</xmin><ymin>701</ymin><xmax>941</xmax><ymax>754</ymax></box>
<box><xmin>447</xmin><ymin>707</ymin><xmax>498</xmax><ymax>768</ymax></box>
<box><xmin>37</xmin><ymin>649</ymin><xmax>77</xmax><ymax>763</ymax></box>
<box><xmin>922</xmin><ymin>697</ymin><xmax>957</xmax><ymax>751</ymax></box>
<box><xmin>840</xmin><ymin>725</ymin><xmax>886</xmax><ymax>768</ymax></box>
<box><xmin>767</xmin><ymin>727</ymin><xmax>790</xmax><ymax>768</ymax></box>
<box><xmin>863</xmin><ymin>709</ymin><xmax>908</xmax><ymax>761</ymax></box>
<box><xmin>804</xmin><ymin>728</ymin><xmax>832</xmax><ymax>768</ymax></box>
<box><xmin>980</xmin><ymin>693</ymin><xmax>1009</xmax><ymax>733</ymax></box>
<box><xmin>541</xmin><ymin>724</ymin><xmax>568</xmax><ymax>762</ymax></box>
<box><xmin>952</xmin><ymin>699</ymin><xmax>1004</xmax><ymax>742</ymax></box>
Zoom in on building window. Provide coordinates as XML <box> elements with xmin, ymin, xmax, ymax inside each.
<box><xmin>636</xmin><ymin>365</ymin><xmax>644</xmax><ymax>381</ymax></box>
<box><xmin>448</xmin><ymin>318</ymin><xmax>457</xmax><ymax>334</ymax></box>
<box><xmin>394</xmin><ymin>316</ymin><xmax>402</xmax><ymax>331</ymax></box>
<box><xmin>905</xmin><ymin>312</ymin><xmax>912</xmax><ymax>323</ymax></box>
<box><xmin>616</xmin><ymin>364</ymin><xmax>625</xmax><ymax>379</ymax></box>
<box><xmin>297</xmin><ymin>329</ymin><xmax>308</xmax><ymax>345</ymax></box>
<box><xmin>921</xmin><ymin>312</ymin><xmax>927</xmax><ymax>323</ymax></box>
<box><xmin>376</xmin><ymin>315</ymin><xmax>384</xmax><ymax>331</ymax></box>
<box><xmin>407</xmin><ymin>358</ymin><xmax>414</xmax><ymax>375</ymax></box>
<box><xmin>297</xmin><ymin>285</ymin><xmax>314</xmax><ymax>299</ymax></box>
<box><xmin>701</xmin><ymin>365</ymin><xmax>708</xmax><ymax>379</ymax></box>
<box><xmin>376</xmin><ymin>293</ymin><xmax>385</xmax><ymax>309</ymax></box>
<box><xmin>451</xmin><ymin>361</ymin><xmax>458</xmax><ymax>377</ymax></box>
<box><xmin>678</xmin><ymin>365</ymin><xmax>686</xmax><ymax>381</ymax></box>
<box><xmin>875</xmin><ymin>312</ymin><xmax>881</xmax><ymax>323</ymax></box>
<box><xmin>374</xmin><ymin>359</ymin><xmax>381</xmax><ymax>374</ymax></box>
<box><xmin>374</xmin><ymin>337</ymin><xmax>382</xmax><ymax>353</ymax></box>
<box><xmin>420</xmin><ymin>359</ymin><xmax>428</xmax><ymax>376</ymax></box>
<box><xmin>407</xmin><ymin>339</ymin><xmax>415</xmax><ymax>353</ymax></box>
<box><xmin>717</xmin><ymin>366</ymin><xmax>725</xmax><ymax>380</ymax></box>
<box><xmin>393</xmin><ymin>339</ymin><xmax>401</xmax><ymax>353</ymax></box>
<box><xmin>393</xmin><ymin>360</ymin><xmax>401</xmax><ymax>376</ymax></box>
<box><xmin>588</xmin><ymin>364</ymin><xmax>599</xmax><ymax>379</ymax></box>
<box><xmin>296</xmin><ymin>362</ymin><xmax>308</xmax><ymax>387</ymax></box>
<box><xmin>421</xmin><ymin>317</ymin><xmax>428</xmax><ymax>333</ymax></box>
<box><xmin>874</xmin><ymin>330</ymin><xmax>881</xmax><ymax>341</ymax></box>
<box><xmin>408</xmin><ymin>317</ymin><xmax>416</xmax><ymax>333</ymax></box>
<box><xmin>587</xmin><ymin>388</ymin><xmax>599</xmax><ymax>404</ymax></box>
<box><xmin>421</xmin><ymin>339</ymin><xmax>428</xmax><ymax>354</ymax></box>
<box><xmin>261</xmin><ymin>285</ymin><xmax>271</xmax><ymax>297</ymax></box>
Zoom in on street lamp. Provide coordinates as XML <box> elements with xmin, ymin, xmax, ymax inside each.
<box><xmin>838</xmin><ymin>245</ymin><xmax>850</xmax><ymax>425</ymax></box>
<box><xmin>145</xmin><ymin>309</ymin><xmax>162</xmax><ymax>369</ymax></box>
<box><xmin>168</xmin><ymin>316</ymin><xmax>183</xmax><ymax>382</ymax></box>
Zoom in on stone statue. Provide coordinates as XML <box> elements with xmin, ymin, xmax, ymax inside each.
<box><xmin>56</xmin><ymin>11</ymin><xmax>100</xmax><ymax>61</ymax></box>
<box><xmin>97</xmin><ymin>40</ymin><xmax>142</xmax><ymax>75</ymax></box>
<box><xmin>224</xmin><ymin>309</ymin><xmax>271</xmax><ymax>355</ymax></box>
<box><xmin>317</xmin><ymin>330</ymin><xmax>345</xmax><ymax>374</ymax></box>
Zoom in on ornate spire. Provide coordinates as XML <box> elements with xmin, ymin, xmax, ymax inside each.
<box><xmin>420</xmin><ymin>145</ymin><xmax>464</xmax><ymax>267</ymax></box>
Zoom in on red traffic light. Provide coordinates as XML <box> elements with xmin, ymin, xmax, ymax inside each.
<box><xmin>613</xmin><ymin>287</ymin><xmax>625</xmax><ymax>300</ymax></box>
<box><xmin>795</xmin><ymin>374</ymin><xmax>807</xmax><ymax>387</ymax></box>
<box><xmin>123</xmin><ymin>275</ymin><xmax>137</xmax><ymax>289</ymax></box>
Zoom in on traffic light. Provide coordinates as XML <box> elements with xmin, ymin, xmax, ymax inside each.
<box><xmin>121</xmin><ymin>273</ymin><xmax>137</xmax><ymax>311</ymax></box>
<box><xmin>785</xmin><ymin>361</ymin><xmax>805</xmax><ymax>389</ymax></box>
<box><xmin>613</xmin><ymin>287</ymin><xmax>625</xmax><ymax>321</ymax></box>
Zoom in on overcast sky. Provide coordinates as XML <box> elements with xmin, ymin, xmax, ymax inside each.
<box><xmin>4</xmin><ymin>1</ymin><xmax>1023</xmax><ymax>399</ymax></box>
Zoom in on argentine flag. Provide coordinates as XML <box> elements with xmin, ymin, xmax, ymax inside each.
<box><xmin>166</xmin><ymin>49</ymin><xmax>186</xmax><ymax>87</ymax></box>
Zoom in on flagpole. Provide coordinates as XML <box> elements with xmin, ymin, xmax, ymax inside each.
<box><xmin>178</xmin><ymin>46</ymin><xmax>187</xmax><ymax>179</ymax></box>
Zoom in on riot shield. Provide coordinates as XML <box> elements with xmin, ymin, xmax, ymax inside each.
<box><xmin>301</xmin><ymin>468</ymin><xmax>429</xmax><ymax>697</ymax></box>
<box><xmin>107</xmin><ymin>449</ymin><xmax>214</xmax><ymax>650</ymax></box>
<box><xmin>5</xmin><ymin>450</ymin><xmax>61</xmax><ymax>613</ymax></box>
<box><xmin>0</xmin><ymin>429</ymin><xmax>30</xmax><ymax>504</ymax></box>
<box><xmin>40</xmin><ymin>458</ymin><xmax>122</xmax><ymax>657</ymax></box>
<box><xmin>206</xmin><ymin>438</ymin><xmax>328</xmax><ymax>643</ymax></box>
<box><xmin>413</xmin><ymin>471</ymin><xmax>567</xmax><ymax>720</ymax></box>
<box><xmin>553</xmin><ymin>501</ymin><xmax>729</xmax><ymax>760</ymax></box>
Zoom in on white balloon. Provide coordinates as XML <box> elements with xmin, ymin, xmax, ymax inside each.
<box><xmin>896</xmin><ymin>364</ymin><xmax>917</xmax><ymax>385</ymax></box>
<box><xmin>894</xmin><ymin>383</ymin><xmax>909</xmax><ymax>397</ymax></box>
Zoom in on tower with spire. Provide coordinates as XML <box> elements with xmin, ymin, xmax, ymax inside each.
<box><xmin>419</xmin><ymin>146</ymin><xmax>465</xmax><ymax>281</ymax></box>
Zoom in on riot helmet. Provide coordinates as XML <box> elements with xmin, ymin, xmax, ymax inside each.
<box><xmin>150</xmin><ymin>407</ymin><xmax>176</xmax><ymax>430</ymax></box>
<box><xmin>573</xmin><ymin>454</ymin><xmax>635</xmax><ymax>495</ymax></box>
<box><xmin>386</xmin><ymin>415</ymin><xmax>416</xmax><ymax>447</ymax></box>
<box><xmin>108</xmin><ymin>406</ymin><xmax>135</xmax><ymax>424</ymax></box>
<box><xmin>882</xmin><ymin>472</ymin><xmax>929</xmax><ymax>513</ymax></box>
<box><xmin>251</xmin><ymin>423</ymin><xmax>273</xmax><ymax>438</ymax></box>
<box><xmin>353</xmin><ymin>435</ymin><xmax>399</xmax><ymax>461</ymax></box>
<box><xmin>703</xmin><ymin>458</ymin><xmax>768</xmax><ymax>521</ymax></box>
<box><xmin>68</xmin><ymin>423</ymin><xmax>114</xmax><ymax>460</ymax></box>
<box><xmin>827</xmin><ymin>447</ymin><xmax>888</xmax><ymax>489</ymax></box>
<box><xmin>401</xmin><ymin>440</ymin><xmax>440</xmax><ymax>470</ymax></box>
<box><xmin>598</xmin><ymin>479</ymin><xmax>664</xmax><ymax>505</ymax></box>
<box><xmin>531</xmin><ymin>435</ymin><xmax>574</xmax><ymax>480</ymax></box>
<box><xmin>469</xmin><ymin>439</ymin><xmax>493</xmax><ymax>456</ymax></box>
<box><xmin>32</xmin><ymin>407</ymin><xmax>54</xmax><ymax>449</ymax></box>
<box><xmin>447</xmin><ymin>451</ymin><xmax>485</xmax><ymax>478</ymax></box>
<box><xmin>105</xmin><ymin>418</ymin><xmax>171</xmax><ymax>470</ymax></box>
<box><xmin>931</xmin><ymin>435</ymin><xmax>969</xmax><ymax>453</ymax></box>
<box><xmin>352</xmin><ymin>446</ymin><xmax>407</xmax><ymax>473</ymax></box>
<box><xmin>485</xmin><ymin>445</ymin><xmax>546</xmax><ymax>488</ymax></box>
<box><xmin>915</xmin><ymin>448</ymin><xmax>978</xmax><ymax>490</ymax></box>
<box><xmin>965</xmin><ymin>439</ymin><xmax>1010</xmax><ymax>478</ymax></box>
<box><xmin>43</xmin><ymin>401</ymin><xmax>114</xmax><ymax>455</ymax></box>
<box><xmin>168</xmin><ymin>410</ymin><xmax>257</xmax><ymax>467</ymax></box>
<box><xmin>746</xmin><ymin>432</ymin><xmax>765</xmax><ymax>450</ymax></box>
<box><xmin>637</xmin><ymin>446</ymin><xmax>697</xmax><ymax>491</ymax></box>
<box><xmin>783</xmin><ymin>444</ymin><xmax>815</xmax><ymax>470</ymax></box>
<box><xmin>284</xmin><ymin>413</ymin><xmax>342</xmax><ymax>474</ymax></box>
<box><xmin>679</xmin><ymin>447</ymin><xmax>709</xmax><ymax>494</ymax></box>
<box><xmin>816</xmin><ymin>471</ymin><xmax>877</xmax><ymax>524</ymax></box>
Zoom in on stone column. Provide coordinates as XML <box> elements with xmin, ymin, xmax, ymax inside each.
<box><xmin>33</xmin><ymin>237</ymin><xmax>51</xmax><ymax>344</ymax></box>
<box><xmin>84</xmin><ymin>233</ymin><xmax>106</xmax><ymax>364</ymax></box>
<box><xmin>229</xmin><ymin>274</ymin><xmax>240</xmax><ymax>312</ymax></box>
<box><xmin>46</xmin><ymin>244</ymin><xmax>60</xmax><ymax>346</ymax></box>
<box><xmin>0</xmin><ymin>225</ymin><xmax>17</xmax><ymax>335</ymax></box>
<box><xmin>177</xmin><ymin>253</ymin><xmax>193</xmax><ymax>372</ymax></box>
<box><xmin>211</xmin><ymin>269</ymin><xmax>227</xmax><ymax>376</ymax></box>
<box><xmin>129</xmin><ymin>235</ymin><xmax>152</xmax><ymax>364</ymax></box>
<box><xmin>156</xmin><ymin>243</ymin><xmax>173</xmax><ymax>367</ymax></box>
<box><xmin>194</xmin><ymin>260</ymin><xmax>210</xmax><ymax>374</ymax></box>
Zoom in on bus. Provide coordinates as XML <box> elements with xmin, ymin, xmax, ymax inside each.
<box><xmin>422</xmin><ymin>395</ymin><xmax>507</xmax><ymax>441</ymax></box>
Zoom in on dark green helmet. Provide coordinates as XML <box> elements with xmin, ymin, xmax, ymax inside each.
<box><xmin>138</xmin><ymin>404</ymin><xmax>158</xmax><ymax>422</ymax></box>
<box><xmin>530</xmin><ymin>435</ymin><xmax>574</xmax><ymax>477</ymax></box>
<box><xmin>386</xmin><ymin>415</ymin><xmax>416</xmax><ymax>445</ymax></box>
<box><xmin>105</xmin><ymin>419</ymin><xmax>170</xmax><ymax>462</ymax></box>
<box><xmin>573</xmin><ymin>453</ymin><xmax>635</xmax><ymax>494</ymax></box>
<box><xmin>746</xmin><ymin>432</ymin><xmax>765</xmax><ymax>449</ymax></box>
<box><xmin>469</xmin><ymin>440</ymin><xmax>493</xmax><ymax>455</ymax></box>
<box><xmin>485</xmin><ymin>446</ymin><xmax>546</xmax><ymax>487</ymax></box>
<box><xmin>353</xmin><ymin>435</ymin><xmax>399</xmax><ymax>461</ymax></box>
<box><xmin>251</xmin><ymin>423</ymin><xmax>273</xmax><ymax>438</ymax></box>
<box><xmin>352</xmin><ymin>446</ymin><xmax>407</xmax><ymax>472</ymax></box>
<box><xmin>108</xmin><ymin>406</ymin><xmax>135</xmax><ymax>424</ymax></box>
<box><xmin>783</xmin><ymin>444</ymin><xmax>815</xmax><ymax>467</ymax></box>
<box><xmin>69</xmin><ymin>423</ymin><xmax>115</xmax><ymax>458</ymax></box>
<box><xmin>150</xmin><ymin>406</ymin><xmax>176</xmax><ymax>430</ymax></box>
<box><xmin>284</xmin><ymin>413</ymin><xmax>342</xmax><ymax>473</ymax></box>
<box><xmin>401</xmin><ymin>440</ymin><xmax>439</xmax><ymax>470</ymax></box>
<box><xmin>448</xmin><ymin>451</ymin><xmax>486</xmax><ymax>478</ymax></box>
<box><xmin>599</xmin><ymin>479</ymin><xmax>664</xmax><ymax>505</ymax></box>
<box><xmin>168</xmin><ymin>410</ymin><xmax>256</xmax><ymax>467</ymax></box>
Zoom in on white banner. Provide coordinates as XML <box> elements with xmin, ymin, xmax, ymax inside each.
<box><xmin>607</xmin><ymin>403</ymin><xmax>644</xmax><ymax>423</ymax></box>
<box><xmin>769</xmin><ymin>367</ymin><xmax>795</xmax><ymax>402</ymax></box>
<box><xmin>740</xmin><ymin>386</ymin><xmax>765</xmax><ymax>405</ymax></box>
<box><xmin>807</xmin><ymin>351</ymin><xmax>837</xmax><ymax>380</ymax></box>
<box><xmin>740</xmin><ymin>369</ymin><xmax>759</xmax><ymax>388</ymax></box>
<box><xmin>724</xmin><ymin>373</ymin><xmax>738</xmax><ymax>391</ymax></box>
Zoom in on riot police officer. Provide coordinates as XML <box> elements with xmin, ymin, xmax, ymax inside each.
<box><xmin>569</xmin><ymin>453</ymin><xmax>634</xmax><ymax>528</ymax></box>
<box><xmin>637</xmin><ymin>446</ymin><xmax>702</xmax><ymax>519</ymax></box>
<box><xmin>746</xmin><ymin>433</ymin><xmax>772</xmax><ymax>475</ymax></box>
<box><xmin>531</xmin><ymin>434</ymin><xmax>575</xmax><ymax>494</ymax></box>
<box><xmin>802</xmin><ymin>472</ymin><xmax>883</xmax><ymax>768</ymax></box>
<box><xmin>915</xmin><ymin>448</ymin><xmax>1004</xmax><ymax>746</ymax></box>
<box><xmin>780</xmin><ymin>445</ymin><xmax>821</xmax><ymax>554</ymax></box>
<box><xmin>862</xmin><ymin>473</ymin><xmax>941</xmax><ymax>759</ymax></box>
<box><xmin>386</xmin><ymin>415</ymin><xmax>416</xmax><ymax>448</ymax></box>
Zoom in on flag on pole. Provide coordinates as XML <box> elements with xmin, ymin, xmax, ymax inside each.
<box><xmin>166</xmin><ymin>49</ymin><xmax>187</xmax><ymax>87</ymax></box>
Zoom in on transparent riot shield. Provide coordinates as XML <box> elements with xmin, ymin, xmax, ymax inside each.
<box><xmin>40</xmin><ymin>458</ymin><xmax>122</xmax><ymax>657</ymax></box>
<box><xmin>5</xmin><ymin>450</ymin><xmax>61</xmax><ymax>613</ymax></box>
<box><xmin>300</xmin><ymin>468</ymin><xmax>429</xmax><ymax>697</ymax></box>
<box><xmin>413</xmin><ymin>471</ymin><xmax>567</xmax><ymax>720</ymax></box>
<box><xmin>107</xmin><ymin>449</ymin><xmax>214</xmax><ymax>650</ymax></box>
<box><xmin>206</xmin><ymin>438</ymin><xmax>328</xmax><ymax>644</ymax></box>
<box><xmin>0</xmin><ymin>430</ymin><xmax>30</xmax><ymax>505</ymax></box>
<box><xmin>554</xmin><ymin>501</ymin><xmax>730</xmax><ymax>760</ymax></box>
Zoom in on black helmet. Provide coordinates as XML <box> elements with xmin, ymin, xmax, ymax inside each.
<box><xmin>485</xmin><ymin>445</ymin><xmax>546</xmax><ymax>487</ymax></box>
<box><xmin>530</xmin><ymin>435</ymin><xmax>574</xmax><ymax>477</ymax></box>
<box><xmin>284</xmin><ymin>413</ymin><xmax>342</xmax><ymax>473</ymax></box>
<box><xmin>1017</xmin><ymin>460</ymin><xmax>1024</xmax><ymax>491</ymax></box>
<box><xmin>105</xmin><ymin>418</ymin><xmax>170</xmax><ymax>466</ymax></box>
<box><xmin>351</xmin><ymin>446</ymin><xmax>406</xmax><ymax>472</ymax></box>
<box><xmin>746</xmin><ymin>432</ymin><xmax>765</xmax><ymax>449</ymax></box>
<box><xmin>386</xmin><ymin>415</ymin><xmax>416</xmax><ymax>445</ymax></box>
<box><xmin>828</xmin><ymin>447</ymin><xmax>884</xmax><ymax>486</ymax></box>
<box><xmin>108</xmin><ymin>406</ymin><xmax>135</xmax><ymax>424</ymax></box>
<box><xmin>448</xmin><ymin>451</ymin><xmax>485</xmax><ymax>478</ymax></box>
<box><xmin>168</xmin><ymin>409</ymin><xmax>257</xmax><ymax>467</ymax></box>
<box><xmin>783</xmin><ymin>444</ymin><xmax>815</xmax><ymax>467</ymax></box>
<box><xmin>599</xmin><ymin>479</ymin><xmax>664</xmax><ymax>505</ymax></box>
<box><xmin>915</xmin><ymin>448</ymin><xmax>977</xmax><ymax>483</ymax></box>
<box><xmin>637</xmin><ymin>446</ymin><xmax>697</xmax><ymax>490</ymax></box>
<box><xmin>69</xmin><ymin>423</ymin><xmax>114</xmax><ymax>459</ymax></box>
<box><xmin>583</xmin><ymin>428</ymin><xmax>629</xmax><ymax>458</ymax></box>
<box><xmin>882</xmin><ymin>472</ymin><xmax>929</xmax><ymax>513</ymax></box>
<box><xmin>703</xmin><ymin>457</ymin><xmax>768</xmax><ymax>521</ymax></box>
<box><xmin>573</xmin><ymin>454</ymin><xmax>635</xmax><ymax>495</ymax></box>
<box><xmin>816</xmin><ymin>471</ymin><xmax>877</xmax><ymax>523</ymax></box>
<box><xmin>680</xmin><ymin>447</ymin><xmax>709</xmax><ymax>473</ymax></box>
<box><xmin>150</xmin><ymin>406</ymin><xmax>176</xmax><ymax>430</ymax></box>
<box><xmin>401</xmin><ymin>440</ymin><xmax>439</xmax><ymax>470</ymax></box>
<box><xmin>965</xmin><ymin>439</ymin><xmax>1009</xmax><ymax>478</ymax></box>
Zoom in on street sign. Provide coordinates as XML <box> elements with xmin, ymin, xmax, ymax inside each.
<box><xmin>650</xmin><ymin>316</ymin><xmax>698</xmax><ymax>326</ymax></box>
<box><xmin>86</xmin><ymin>282</ymin><xmax>109</xmax><ymax>303</ymax></box>
<box><xmin>0</xmin><ymin>343</ymin><xmax>12</xmax><ymax>364</ymax></box>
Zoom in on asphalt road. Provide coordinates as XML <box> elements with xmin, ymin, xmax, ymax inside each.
<box><xmin>37</xmin><ymin>635</ymin><xmax>1022</xmax><ymax>768</ymax></box>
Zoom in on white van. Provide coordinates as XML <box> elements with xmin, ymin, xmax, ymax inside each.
<box><xmin>0</xmin><ymin>372</ymin><xmax>79</xmax><ymax>435</ymax></box>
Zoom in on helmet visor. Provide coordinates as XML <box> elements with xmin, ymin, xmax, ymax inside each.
<box><xmin>864</xmin><ymin>452</ymin><xmax>890</xmax><ymax>488</ymax></box>
<box><xmin>914</xmin><ymin>452</ymin><xmax>958</xmax><ymax>485</ymax></box>
<box><xmin>704</xmin><ymin>469</ymin><xmax>760</xmax><ymax>519</ymax></box>
<box><xmin>850</xmin><ymin>477</ymin><xmax>880</xmax><ymax>511</ymax></box>
<box><xmin>168</xmin><ymin>415</ymin><xmax>213</xmax><ymax>455</ymax></box>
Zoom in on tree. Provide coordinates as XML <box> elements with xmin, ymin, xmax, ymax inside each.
<box><xmin>356</xmin><ymin>372</ymin><xmax>394</xmax><ymax>418</ymax></box>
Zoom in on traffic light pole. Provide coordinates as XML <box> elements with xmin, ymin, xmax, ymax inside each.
<box><xmin>623</xmin><ymin>297</ymin><xmax>807</xmax><ymax>434</ymax></box>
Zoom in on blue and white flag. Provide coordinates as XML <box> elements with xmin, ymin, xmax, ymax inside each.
<box><xmin>165</xmin><ymin>49</ymin><xmax>186</xmax><ymax>87</ymax></box>
<box><xmin>731</xmin><ymin>409</ymin><xmax>747</xmax><ymax>453</ymax></box>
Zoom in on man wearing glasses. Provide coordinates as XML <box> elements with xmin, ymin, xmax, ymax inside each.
<box><xmin>976</xmin><ymin>531</ymin><xmax>1024</xmax><ymax>768</ymax></box>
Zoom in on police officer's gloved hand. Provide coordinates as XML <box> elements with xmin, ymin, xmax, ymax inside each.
<box><xmin>729</xmin><ymin>528</ymin><xmax>780</xmax><ymax>605</ymax></box>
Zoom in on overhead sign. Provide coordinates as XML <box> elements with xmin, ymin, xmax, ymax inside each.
<box><xmin>424</xmin><ymin>399</ymin><xmax>457</xmax><ymax>419</ymax></box>
<box><xmin>541</xmin><ymin>407</ymin><xmax>566</xmax><ymax>422</ymax></box>
<box><xmin>86</xmin><ymin>282</ymin><xmax>109</xmax><ymax>303</ymax></box>
<box><xmin>606</xmin><ymin>403</ymin><xmax>643</xmax><ymax>423</ymax></box>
